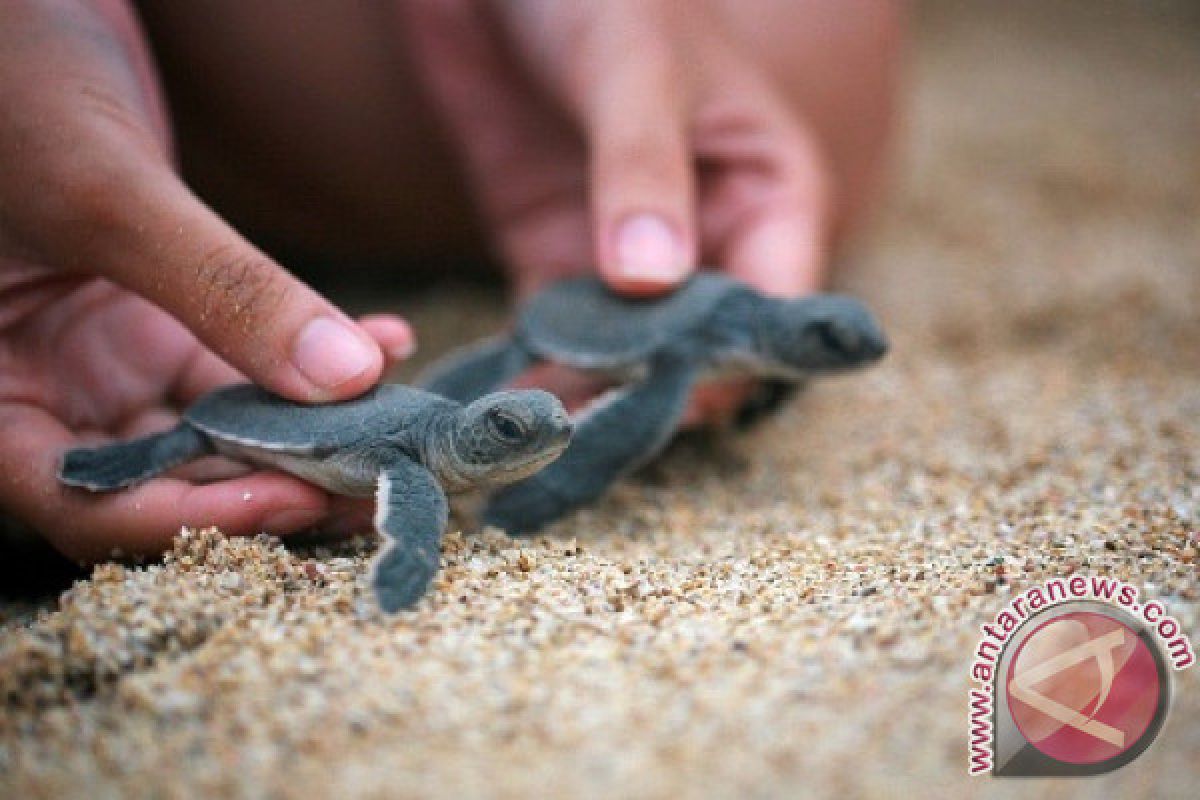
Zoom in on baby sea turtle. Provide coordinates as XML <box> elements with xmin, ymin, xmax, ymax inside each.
<box><xmin>419</xmin><ymin>272</ymin><xmax>888</xmax><ymax>533</ymax></box>
<box><xmin>59</xmin><ymin>383</ymin><xmax>572</xmax><ymax>611</ymax></box>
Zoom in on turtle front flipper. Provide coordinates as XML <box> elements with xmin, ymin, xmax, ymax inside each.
<box><xmin>369</xmin><ymin>459</ymin><xmax>449</xmax><ymax>612</ymax></box>
<box><xmin>59</xmin><ymin>424</ymin><xmax>211</xmax><ymax>491</ymax></box>
<box><xmin>417</xmin><ymin>336</ymin><xmax>533</xmax><ymax>403</ymax></box>
<box><xmin>484</xmin><ymin>357</ymin><xmax>697</xmax><ymax>534</ymax></box>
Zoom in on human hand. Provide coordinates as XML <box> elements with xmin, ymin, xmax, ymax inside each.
<box><xmin>402</xmin><ymin>0</ymin><xmax>851</xmax><ymax>423</ymax></box>
<box><xmin>0</xmin><ymin>0</ymin><xmax>411</xmax><ymax>560</ymax></box>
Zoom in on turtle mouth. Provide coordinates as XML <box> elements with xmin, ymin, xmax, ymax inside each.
<box><xmin>554</xmin><ymin>420</ymin><xmax>574</xmax><ymax>445</ymax></box>
<box><xmin>532</xmin><ymin>436</ymin><xmax>572</xmax><ymax>466</ymax></box>
<box><xmin>498</xmin><ymin>434</ymin><xmax>571</xmax><ymax>483</ymax></box>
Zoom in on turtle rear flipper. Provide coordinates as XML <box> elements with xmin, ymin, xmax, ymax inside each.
<box><xmin>59</xmin><ymin>424</ymin><xmax>211</xmax><ymax>491</ymax></box>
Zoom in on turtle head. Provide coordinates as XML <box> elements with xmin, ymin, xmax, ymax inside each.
<box><xmin>760</xmin><ymin>294</ymin><xmax>888</xmax><ymax>375</ymax></box>
<box><xmin>446</xmin><ymin>390</ymin><xmax>572</xmax><ymax>488</ymax></box>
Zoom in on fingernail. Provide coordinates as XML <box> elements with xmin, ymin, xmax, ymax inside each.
<box><xmin>292</xmin><ymin>317</ymin><xmax>379</xmax><ymax>389</ymax></box>
<box><xmin>262</xmin><ymin>508</ymin><xmax>325</xmax><ymax>534</ymax></box>
<box><xmin>614</xmin><ymin>214</ymin><xmax>688</xmax><ymax>283</ymax></box>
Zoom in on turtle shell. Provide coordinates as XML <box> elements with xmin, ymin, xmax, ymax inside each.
<box><xmin>515</xmin><ymin>272</ymin><xmax>743</xmax><ymax>368</ymax></box>
<box><xmin>184</xmin><ymin>383</ymin><xmax>454</xmax><ymax>453</ymax></box>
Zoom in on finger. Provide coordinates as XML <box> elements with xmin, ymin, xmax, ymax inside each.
<box><xmin>724</xmin><ymin>206</ymin><xmax>828</xmax><ymax>298</ymax></box>
<box><xmin>171</xmin><ymin>314</ymin><xmax>415</xmax><ymax>406</ymax></box>
<box><xmin>68</xmin><ymin>168</ymin><xmax>383</xmax><ymax>403</ymax></box>
<box><xmin>0</xmin><ymin>6</ymin><xmax>384</xmax><ymax>404</ymax></box>
<box><xmin>526</xmin><ymin>9</ymin><xmax>698</xmax><ymax>295</ymax></box>
<box><xmin>168</xmin><ymin>457</ymin><xmax>255</xmax><ymax>485</ymax></box>
<box><xmin>358</xmin><ymin>313</ymin><xmax>417</xmax><ymax>366</ymax></box>
<box><xmin>698</xmin><ymin>97</ymin><xmax>834</xmax><ymax>297</ymax></box>
<box><xmin>583</xmin><ymin>59</ymin><xmax>696</xmax><ymax>294</ymax></box>
<box><xmin>399</xmin><ymin>2</ymin><xmax>594</xmax><ymax>295</ymax></box>
<box><xmin>55</xmin><ymin>474</ymin><xmax>329</xmax><ymax>562</ymax></box>
<box><xmin>416</xmin><ymin>2</ymin><xmax>698</xmax><ymax>294</ymax></box>
<box><xmin>0</xmin><ymin>405</ymin><xmax>330</xmax><ymax>562</ymax></box>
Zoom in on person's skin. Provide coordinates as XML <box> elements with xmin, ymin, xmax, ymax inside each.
<box><xmin>0</xmin><ymin>0</ymin><xmax>903</xmax><ymax>562</ymax></box>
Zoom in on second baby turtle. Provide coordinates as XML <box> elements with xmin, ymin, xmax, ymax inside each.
<box><xmin>420</xmin><ymin>272</ymin><xmax>888</xmax><ymax>532</ymax></box>
<box><xmin>59</xmin><ymin>383</ymin><xmax>572</xmax><ymax>611</ymax></box>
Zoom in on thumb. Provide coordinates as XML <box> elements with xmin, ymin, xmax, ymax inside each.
<box><xmin>50</xmin><ymin>165</ymin><xmax>384</xmax><ymax>403</ymax></box>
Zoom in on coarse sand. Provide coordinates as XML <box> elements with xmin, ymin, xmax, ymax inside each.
<box><xmin>2</xmin><ymin>1</ymin><xmax>1198</xmax><ymax>797</ymax></box>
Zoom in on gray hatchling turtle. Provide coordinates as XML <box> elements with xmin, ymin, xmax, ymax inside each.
<box><xmin>58</xmin><ymin>383</ymin><xmax>572</xmax><ymax>611</ymax></box>
<box><xmin>419</xmin><ymin>271</ymin><xmax>888</xmax><ymax>533</ymax></box>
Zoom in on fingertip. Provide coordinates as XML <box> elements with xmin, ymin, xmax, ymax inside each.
<box><xmin>727</xmin><ymin>214</ymin><xmax>825</xmax><ymax>298</ymax></box>
<box><xmin>288</xmin><ymin>316</ymin><xmax>384</xmax><ymax>402</ymax></box>
<box><xmin>600</xmin><ymin>212</ymin><xmax>694</xmax><ymax>296</ymax></box>
<box><xmin>358</xmin><ymin>314</ymin><xmax>418</xmax><ymax>364</ymax></box>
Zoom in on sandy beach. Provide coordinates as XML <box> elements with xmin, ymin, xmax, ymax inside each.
<box><xmin>2</xmin><ymin>1</ymin><xmax>1198</xmax><ymax>797</ymax></box>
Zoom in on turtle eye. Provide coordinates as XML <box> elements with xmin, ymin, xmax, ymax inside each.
<box><xmin>814</xmin><ymin>319</ymin><xmax>855</xmax><ymax>356</ymax></box>
<box><xmin>487</xmin><ymin>410</ymin><xmax>525</xmax><ymax>442</ymax></box>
